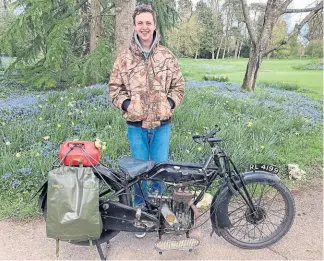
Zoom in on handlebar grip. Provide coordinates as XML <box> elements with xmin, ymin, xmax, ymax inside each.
<box><xmin>205</xmin><ymin>125</ymin><xmax>221</xmax><ymax>139</ymax></box>
<box><xmin>205</xmin><ymin>129</ymin><xmax>217</xmax><ymax>139</ymax></box>
<box><xmin>192</xmin><ymin>135</ymin><xmax>201</xmax><ymax>139</ymax></box>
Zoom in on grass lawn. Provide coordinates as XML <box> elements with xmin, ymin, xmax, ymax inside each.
<box><xmin>179</xmin><ymin>58</ymin><xmax>323</xmax><ymax>100</ymax></box>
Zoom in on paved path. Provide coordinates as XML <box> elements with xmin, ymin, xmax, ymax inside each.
<box><xmin>0</xmin><ymin>183</ymin><xmax>322</xmax><ymax>260</ymax></box>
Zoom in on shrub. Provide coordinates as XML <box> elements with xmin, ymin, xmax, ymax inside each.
<box><xmin>292</xmin><ymin>61</ymin><xmax>323</xmax><ymax>71</ymax></box>
<box><xmin>202</xmin><ymin>75</ymin><xmax>229</xmax><ymax>82</ymax></box>
<box><xmin>258</xmin><ymin>81</ymin><xmax>300</xmax><ymax>91</ymax></box>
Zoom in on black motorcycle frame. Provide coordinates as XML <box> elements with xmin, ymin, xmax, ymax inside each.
<box><xmin>85</xmin><ymin>127</ymin><xmax>260</xmax><ymax>235</ymax></box>
<box><xmin>37</xmin><ymin>126</ymin><xmax>279</xmax><ymax>239</ymax></box>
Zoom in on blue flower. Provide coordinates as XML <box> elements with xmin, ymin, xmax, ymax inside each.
<box><xmin>2</xmin><ymin>173</ymin><xmax>11</xmax><ymax>179</ymax></box>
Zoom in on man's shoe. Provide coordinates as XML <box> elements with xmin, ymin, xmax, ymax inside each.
<box><xmin>135</xmin><ymin>231</ymin><xmax>146</xmax><ymax>238</ymax></box>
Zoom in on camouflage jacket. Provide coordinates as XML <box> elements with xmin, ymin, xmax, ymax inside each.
<box><xmin>108</xmin><ymin>32</ymin><xmax>185</xmax><ymax>129</ymax></box>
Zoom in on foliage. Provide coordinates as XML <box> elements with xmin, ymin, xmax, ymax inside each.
<box><xmin>0</xmin><ymin>71</ymin><xmax>322</xmax><ymax>217</ymax></box>
<box><xmin>305</xmin><ymin>39</ymin><xmax>323</xmax><ymax>58</ymax></box>
<box><xmin>292</xmin><ymin>61</ymin><xmax>323</xmax><ymax>71</ymax></box>
<box><xmin>305</xmin><ymin>11</ymin><xmax>323</xmax><ymax>41</ymax></box>
<box><xmin>0</xmin><ymin>0</ymin><xmax>115</xmax><ymax>90</ymax></box>
<box><xmin>177</xmin><ymin>0</ymin><xmax>193</xmax><ymax>22</ymax></box>
<box><xmin>269</xmin><ymin>18</ymin><xmax>289</xmax><ymax>58</ymax></box>
<box><xmin>195</xmin><ymin>0</ymin><xmax>222</xmax><ymax>58</ymax></box>
<box><xmin>165</xmin><ymin>14</ymin><xmax>201</xmax><ymax>57</ymax></box>
<box><xmin>202</xmin><ymin>75</ymin><xmax>229</xmax><ymax>82</ymax></box>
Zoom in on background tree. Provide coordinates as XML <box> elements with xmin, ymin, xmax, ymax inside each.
<box><xmin>90</xmin><ymin>0</ymin><xmax>101</xmax><ymax>53</ymax></box>
<box><xmin>115</xmin><ymin>0</ymin><xmax>135</xmax><ymax>54</ymax></box>
<box><xmin>166</xmin><ymin>13</ymin><xmax>201</xmax><ymax>57</ymax></box>
<box><xmin>178</xmin><ymin>0</ymin><xmax>193</xmax><ymax>22</ymax></box>
<box><xmin>240</xmin><ymin>0</ymin><xmax>323</xmax><ymax>91</ymax></box>
<box><xmin>195</xmin><ymin>0</ymin><xmax>222</xmax><ymax>59</ymax></box>
<box><xmin>268</xmin><ymin>18</ymin><xmax>288</xmax><ymax>58</ymax></box>
<box><xmin>0</xmin><ymin>0</ymin><xmax>116</xmax><ymax>89</ymax></box>
<box><xmin>304</xmin><ymin>8</ymin><xmax>323</xmax><ymax>58</ymax></box>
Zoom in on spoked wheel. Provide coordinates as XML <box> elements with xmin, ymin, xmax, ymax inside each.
<box><xmin>219</xmin><ymin>179</ymin><xmax>295</xmax><ymax>249</ymax></box>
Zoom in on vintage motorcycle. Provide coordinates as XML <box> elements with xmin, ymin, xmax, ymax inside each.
<box><xmin>37</xmin><ymin>126</ymin><xmax>295</xmax><ymax>259</ymax></box>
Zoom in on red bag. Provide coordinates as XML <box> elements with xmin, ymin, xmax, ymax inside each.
<box><xmin>59</xmin><ymin>141</ymin><xmax>101</xmax><ymax>167</ymax></box>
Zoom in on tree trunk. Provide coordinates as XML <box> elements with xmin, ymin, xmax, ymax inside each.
<box><xmin>115</xmin><ymin>0</ymin><xmax>135</xmax><ymax>54</ymax></box>
<box><xmin>242</xmin><ymin>48</ymin><xmax>263</xmax><ymax>91</ymax></box>
<box><xmin>238</xmin><ymin>42</ymin><xmax>242</xmax><ymax>58</ymax></box>
<box><xmin>211</xmin><ymin>37</ymin><xmax>215</xmax><ymax>59</ymax></box>
<box><xmin>234</xmin><ymin>40</ymin><xmax>239</xmax><ymax>58</ymax></box>
<box><xmin>222</xmin><ymin>36</ymin><xmax>227</xmax><ymax>59</ymax></box>
<box><xmin>195</xmin><ymin>48</ymin><xmax>199</xmax><ymax>59</ymax></box>
<box><xmin>216</xmin><ymin>35</ymin><xmax>224</xmax><ymax>59</ymax></box>
<box><xmin>0</xmin><ymin>0</ymin><xmax>9</xmax><ymax>23</ymax></box>
<box><xmin>90</xmin><ymin>0</ymin><xmax>101</xmax><ymax>53</ymax></box>
<box><xmin>80</xmin><ymin>0</ymin><xmax>90</xmax><ymax>54</ymax></box>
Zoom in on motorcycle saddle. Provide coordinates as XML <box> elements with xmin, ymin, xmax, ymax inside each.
<box><xmin>119</xmin><ymin>156</ymin><xmax>156</xmax><ymax>178</ymax></box>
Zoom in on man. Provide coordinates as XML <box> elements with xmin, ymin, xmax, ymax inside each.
<box><xmin>108</xmin><ymin>4</ymin><xmax>185</xmax><ymax>238</ymax></box>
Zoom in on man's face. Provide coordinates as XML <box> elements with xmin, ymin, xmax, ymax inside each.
<box><xmin>134</xmin><ymin>12</ymin><xmax>156</xmax><ymax>44</ymax></box>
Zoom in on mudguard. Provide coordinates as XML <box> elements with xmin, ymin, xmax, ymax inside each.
<box><xmin>210</xmin><ymin>171</ymin><xmax>281</xmax><ymax>236</ymax></box>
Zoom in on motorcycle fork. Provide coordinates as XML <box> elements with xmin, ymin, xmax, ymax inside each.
<box><xmin>226</xmin><ymin>157</ymin><xmax>258</xmax><ymax>214</ymax></box>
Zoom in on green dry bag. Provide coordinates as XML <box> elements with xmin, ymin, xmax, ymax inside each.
<box><xmin>46</xmin><ymin>166</ymin><xmax>102</xmax><ymax>242</ymax></box>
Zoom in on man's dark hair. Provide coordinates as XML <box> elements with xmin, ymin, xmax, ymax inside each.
<box><xmin>132</xmin><ymin>4</ymin><xmax>157</xmax><ymax>25</ymax></box>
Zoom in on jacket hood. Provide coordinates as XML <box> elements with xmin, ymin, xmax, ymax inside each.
<box><xmin>129</xmin><ymin>30</ymin><xmax>160</xmax><ymax>57</ymax></box>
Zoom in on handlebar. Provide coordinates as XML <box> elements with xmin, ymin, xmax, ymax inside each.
<box><xmin>192</xmin><ymin>125</ymin><xmax>221</xmax><ymax>143</ymax></box>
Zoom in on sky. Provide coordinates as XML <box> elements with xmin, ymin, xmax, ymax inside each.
<box><xmin>190</xmin><ymin>0</ymin><xmax>317</xmax><ymax>27</ymax></box>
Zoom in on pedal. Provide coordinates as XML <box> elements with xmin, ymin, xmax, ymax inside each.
<box><xmin>155</xmin><ymin>238</ymin><xmax>200</xmax><ymax>252</ymax></box>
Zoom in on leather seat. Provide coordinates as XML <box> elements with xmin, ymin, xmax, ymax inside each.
<box><xmin>119</xmin><ymin>156</ymin><xmax>156</xmax><ymax>178</ymax></box>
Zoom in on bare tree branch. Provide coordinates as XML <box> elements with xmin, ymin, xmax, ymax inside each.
<box><xmin>283</xmin><ymin>0</ymin><xmax>323</xmax><ymax>14</ymax></box>
<box><xmin>280</xmin><ymin>0</ymin><xmax>294</xmax><ymax>13</ymax></box>
<box><xmin>240</xmin><ymin>0</ymin><xmax>257</xmax><ymax>47</ymax></box>
<box><xmin>285</xmin><ymin>7</ymin><xmax>322</xmax><ymax>13</ymax></box>
<box><xmin>264</xmin><ymin>1</ymin><xmax>323</xmax><ymax>56</ymax></box>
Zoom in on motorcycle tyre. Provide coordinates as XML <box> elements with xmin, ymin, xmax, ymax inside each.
<box><xmin>217</xmin><ymin>178</ymin><xmax>295</xmax><ymax>249</ymax></box>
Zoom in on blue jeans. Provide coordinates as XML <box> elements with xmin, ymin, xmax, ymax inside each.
<box><xmin>127</xmin><ymin>124</ymin><xmax>171</xmax><ymax>206</ymax></box>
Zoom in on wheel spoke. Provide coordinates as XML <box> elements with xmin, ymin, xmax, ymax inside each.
<box><xmin>265</xmin><ymin>209</ymin><xmax>286</xmax><ymax>219</ymax></box>
<box><xmin>228</xmin><ymin>203</ymin><xmax>247</xmax><ymax>216</ymax></box>
<box><xmin>230</xmin><ymin>213</ymin><xmax>246</xmax><ymax>226</ymax></box>
<box><xmin>221</xmin><ymin>180</ymin><xmax>293</xmax><ymax>246</ymax></box>
<box><xmin>256</xmin><ymin>184</ymin><xmax>266</xmax><ymax>205</ymax></box>
<box><xmin>231</xmin><ymin>218</ymin><xmax>245</xmax><ymax>237</ymax></box>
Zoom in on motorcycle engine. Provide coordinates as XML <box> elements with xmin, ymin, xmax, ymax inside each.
<box><xmin>152</xmin><ymin>186</ymin><xmax>195</xmax><ymax>234</ymax></box>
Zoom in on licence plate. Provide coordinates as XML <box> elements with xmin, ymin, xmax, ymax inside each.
<box><xmin>249</xmin><ymin>164</ymin><xmax>279</xmax><ymax>174</ymax></box>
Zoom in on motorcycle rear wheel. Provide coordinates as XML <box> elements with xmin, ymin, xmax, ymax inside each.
<box><xmin>219</xmin><ymin>178</ymin><xmax>295</xmax><ymax>249</ymax></box>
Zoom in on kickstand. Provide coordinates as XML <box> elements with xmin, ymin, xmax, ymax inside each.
<box><xmin>95</xmin><ymin>240</ymin><xmax>109</xmax><ymax>260</ymax></box>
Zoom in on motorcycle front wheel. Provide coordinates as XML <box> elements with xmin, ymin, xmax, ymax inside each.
<box><xmin>218</xmin><ymin>178</ymin><xmax>295</xmax><ymax>249</ymax></box>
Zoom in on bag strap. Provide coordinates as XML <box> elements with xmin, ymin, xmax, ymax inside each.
<box><xmin>89</xmin><ymin>239</ymin><xmax>95</xmax><ymax>259</ymax></box>
<box><xmin>56</xmin><ymin>239</ymin><xmax>60</xmax><ymax>258</ymax></box>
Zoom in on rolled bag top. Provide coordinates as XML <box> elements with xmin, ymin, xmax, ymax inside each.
<box><xmin>210</xmin><ymin>170</ymin><xmax>281</xmax><ymax>236</ymax></box>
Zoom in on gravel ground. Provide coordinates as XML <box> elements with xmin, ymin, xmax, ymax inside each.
<box><xmin>0</xmin><ymin>183</ymin><xmax>322</xmax><ymax>260</ymax></box>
